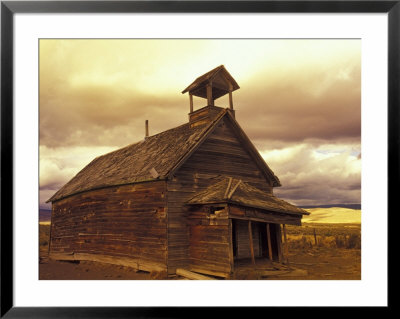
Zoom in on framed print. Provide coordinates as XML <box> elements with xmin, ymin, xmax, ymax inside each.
<box><xmin>1</xmin><ymin>0</ymin><xmax>397</xmax><ymax>317</ymax></box>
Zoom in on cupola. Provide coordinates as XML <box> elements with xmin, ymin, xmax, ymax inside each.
<box><xmin>182</xmin><ymin>65</ymin><xmax>240</xmax><ymax>127</ymax></box>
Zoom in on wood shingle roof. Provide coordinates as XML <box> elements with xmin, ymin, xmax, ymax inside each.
<box><xmin>187</xmin><ymin>177</ymin><xmax>309</xmax><ymax>216</ymax></box>
<box><xmin>47</xmin><ymin>121</ymin><xmax>209</xmax><ymax>202</ymax></box>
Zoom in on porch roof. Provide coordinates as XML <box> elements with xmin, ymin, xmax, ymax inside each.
<box><xmin>186</xmin><ymin>177</ymin><xmax>309</xmax><ymax>216</ymax></box>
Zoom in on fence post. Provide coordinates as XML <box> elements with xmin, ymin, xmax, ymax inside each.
<box><xmin>282</xmin><ymin>224</ymin><xmax>289</xmax><ymax>264</ymax></box>
<box><xmin>313</xmin><ymin>228</ymin><xmax>318</xmax><ymax>246</ymax></box>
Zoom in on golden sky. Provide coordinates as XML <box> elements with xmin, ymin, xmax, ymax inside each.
<box><xmin>39</xmin><ymin>39</ymin><xmax>361</xmax><ymax>209</ymax></box>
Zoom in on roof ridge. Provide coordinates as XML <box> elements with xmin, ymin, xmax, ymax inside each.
<box><xmin>82</xmin><ymin>122</ymin><xmax>192</xmax><ymax>162</ymax></box>
<box><xmin>147</xmin><ymin>122</ymin><xmax>189</xmax><ymax>138</ymax></box>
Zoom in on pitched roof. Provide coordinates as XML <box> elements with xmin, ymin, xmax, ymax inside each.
<box><xmin>187</xmin><ymin>177</ymin><xmax>309</xmax><ymax>216</ymax></box>
<box><xmin>182</xmin><ymin>65</ymin><xmax>240</xmax><ymax>99</ymax></box>
<box><xmin>48</xmin><ymin>108</ymin><xmax>280</xmax><ymax>202</ymax></box>
<box><xmin>47</xmin><ymin>121</ymin><xmax>210</xmax><ymax>202</ymax></box>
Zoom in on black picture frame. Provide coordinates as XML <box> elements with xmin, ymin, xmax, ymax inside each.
<box><xmin>1</xmin><ymin>1</ymin><xmax>396</xmax><ymax>317</ymax></box>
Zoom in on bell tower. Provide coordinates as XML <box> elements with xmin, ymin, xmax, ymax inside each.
<box><xmin>182</xmin><ymin>65</ymin><xmax>240</xmax><ymax>127</ymax></box>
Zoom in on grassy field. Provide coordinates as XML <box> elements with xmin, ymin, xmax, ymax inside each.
<box><xmin>289</xmin><ymin>207</ymin><xmax>361</xmax><ymax>250</ymax></box>
<box><xmin>286</xmin><ymin>222</ymin><xmax>361</xmax><ymax>250</ymax></box>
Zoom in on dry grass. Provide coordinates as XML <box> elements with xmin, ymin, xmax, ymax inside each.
<box><xmin>286</xmin><ymin>223</ymin><xmax>361</xmax><ymax>250</ymax></box>
<box><xmin>39</xmin><ymin>224</ymin><xmax>51</xmax><ymax>250</ymax></box>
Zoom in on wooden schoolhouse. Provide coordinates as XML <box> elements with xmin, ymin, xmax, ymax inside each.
<box><xmin>47</xmin><ymin>65</ymin><xmax>309</xmax><ymax>278</ymax></box>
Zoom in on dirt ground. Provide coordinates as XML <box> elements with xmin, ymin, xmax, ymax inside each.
<box><xmin>39</xmin><ymin>247</ymin><xmax>361</xmax><ymax>280</ymax></box>
<box><xmin>276</xmin><ymin>247</ymin><xmax>360</xmax><ymax>280</ymax></box>
<box><xmin>39</xmin><ymin>255</ymin><xmax>154</xmax><ymax>280</ymax></box>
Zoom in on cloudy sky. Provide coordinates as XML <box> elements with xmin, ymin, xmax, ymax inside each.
<box><xmin>39</xmin><ymin>39</ymin><xmax>361</xmax><ymax>209</ymax></box>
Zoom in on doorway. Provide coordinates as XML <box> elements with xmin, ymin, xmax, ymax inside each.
<box><xmin>231</xmin><ymin>219</ymin><xmax>280</xmax><ymax>262</ymax></box>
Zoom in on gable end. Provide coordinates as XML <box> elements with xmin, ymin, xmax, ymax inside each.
<box><xmin>168</xmin><ymin>110</ymin><xmax>281</xmax><ymax>188</ymax></box>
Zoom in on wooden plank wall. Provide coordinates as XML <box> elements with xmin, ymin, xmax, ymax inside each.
<box><xmin>189</xmin><ymin>106</ymin><xmax>225</xmax><ymax>128</ymax></box>
<box><xmin>189</xmin><ymin>224</ymin><xmax>231</xmax><ymax>277</ymax></box>
<box><xmin>187</xmin><ymin>207</ymin><xmax>231</xmax><ymax>276</ymax></box>
<box><xmin>185</xmin><ymin>118</ymin><xmax>274</xmax><ymax>193</ymax></box>
<box><xmin>49</xmin><ymin>181</ymin><xmax>168</xmax><ymax>272</ymax></box>
<box><xmin>167</xmin><ymin>118</ymin><xmax>274</xmax><ymax>274</ymax></box>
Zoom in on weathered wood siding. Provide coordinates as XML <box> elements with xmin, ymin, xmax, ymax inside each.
<box><xmin>189</xmin><ymin>106</ymin><xmax>225</xmax><ymax>128</ymax></box>
<box><xmin>186</xmin><ymin>207</ymin><xmax>231</xmax><ymax>277</ymax></box>
<box><xmin>186</xmin><ymin>205</ymin><xmax>231</xmax><ymax>277</ymax></box>
<box><xmin>189</xmin><ymin>225</ymin><xmax>231</xmax><ymax>277</ymax></box>
<box><xmin>49</xmin><ymin>181</ymin><xmax>168</xmax><ymax>272</ymax></box>
<box><xmin>184</xmin><ymin>118</ymin><xmax>274</xmax><ymax>193</ymax></box>
<box><xmin>167</xmin><ymin>118</ymin><xmax>274</xmax><ymax>274</ymax></box>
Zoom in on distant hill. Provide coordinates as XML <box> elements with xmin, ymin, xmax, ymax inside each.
<box><xmin>39</xmin><ymin>209</ymin><xmax>51</xmax><ymax>223</ymax></box>
<box><xmin>300</xmin><ymin>203</ymin><xmax>361</xmax><ymax>210</ymax></box>
<box><xmin>302</xmin><ymin>207</ymin><xmax>361</xmax><ymax>224</ymax></box>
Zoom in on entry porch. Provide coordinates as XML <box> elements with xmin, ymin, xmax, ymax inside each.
<box><xmin>187</xmin><ymin>205</ymin><xmax>295</xmax><ymax>278</ymax></box>
<box><xmin>186</xmin><ymin>178</ymin><xmax>309</xmax><ymax>278</ymax></box>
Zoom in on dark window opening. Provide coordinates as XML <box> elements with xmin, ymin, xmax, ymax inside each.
<box><xmin>231</xmin><ymin>220</ymin><xmax>281</xmax><ymax>262</ymax></box>
<box><xmin>210</xmin><ymin>206</ymin><xmax>224</xmax><ymax>214</ymax></box>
